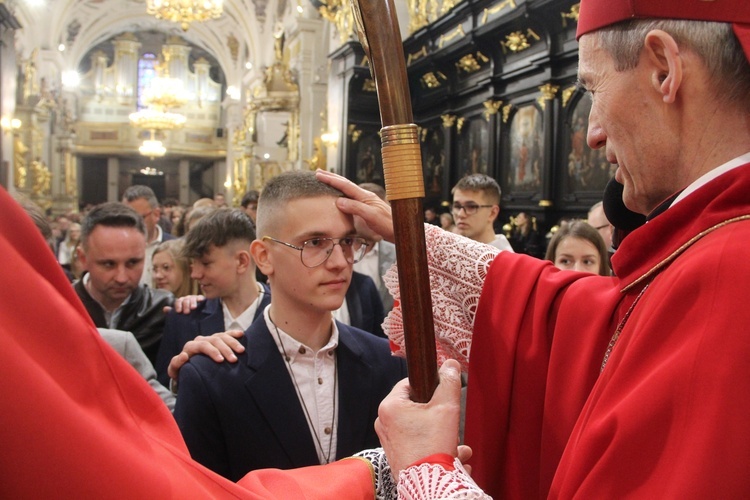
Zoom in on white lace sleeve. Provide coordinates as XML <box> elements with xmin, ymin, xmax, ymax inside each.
<box><xmin>383</xmin><ymin>224</ymin><xmax>499</xmax><ymax>371</ymax></box>
<box><xmin>397</xmin><ymin>457</ymin><xmax>491</xmax><ymax>500</ymax></box>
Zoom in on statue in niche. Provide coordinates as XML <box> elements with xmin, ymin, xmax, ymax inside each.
<box><xmin>273</xmin><ymin>24</ymin><xmax>285</xmax><ymax>63</ymax></box>
<box><xmin>307</xmin><ymin>137</ymin><xmax>326</xmax><ymax>171</ymax></box>
<box><xmin>22</xmin><ymin>48</ymin><xmax>39</xmax><ymax>104</ymax></box>
<box><xmin>64</xmin><ymin>151</ymin><xmax>77</xmax><ymax>197</ymax></box>
<box><xmin>14</xmin><ymin>137</ymin><xmax>28</xmax><ymax>189</ymax></box>
<box><xmin>31</xmin><ymin>159</ymin><xmax>51</xmax><ymax>197</ymax></box>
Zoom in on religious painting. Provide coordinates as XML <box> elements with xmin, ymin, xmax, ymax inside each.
<box><xmin>354</xmin><ymin>132</ymin><xmax>383</xmax><ymax>185</ymax></box>
<box><xmin>421</xmin><ymin>125</ymin><xmax>446</xmax><ymax>197</ymax></box>
<box><xmin>507</xmin><ymin>104</ymin><xmax>543</xmax><ymax>192</ymax></box>
<box><xmin>457</xmin><ymin>117</ymin><xmax>489</xmax><ymax>178</ymax></box>
<box><xmin>565</xmin><ymin>95</ymin><xmax>614</xmax><ymax>194</ymax></box>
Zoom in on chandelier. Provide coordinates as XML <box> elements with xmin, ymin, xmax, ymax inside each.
<box><xmin>129</xmin><ymin>108</ymin><xmax>187</xmax><ymax>130</ymax></box>
<box><xmin>146</xmin><ymin>0</ymin><xmax>224</xmax><ymax>31</ymax></box>
<box><xmin>139</xmin><ymin>130</ymin><xmax>167</xmax><ymax>159</ymax></box>
<box><xmin>143</xmin><ymin>76</ymin><xmax>190</xmax><ymax>110</ymax></box>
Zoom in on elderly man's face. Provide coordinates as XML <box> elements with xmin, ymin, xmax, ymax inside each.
<box><xmin>577</xmin><ymin>34</ymin><xmax>682</xmax><ymax>215</ymax></box>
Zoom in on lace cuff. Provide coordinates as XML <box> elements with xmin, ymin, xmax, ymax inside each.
<box><xmin>397</xmin><ymin>457</ymin><xmax>491</xmax><ymax>499</ymax></box>
<box><xmin>353</xmin><ymin>448</ymin><xmax>397</xmax><ymax>500</ymax></box>
<box><xmin>383</xmin><ymin>224</ymin><xmax>499</xmax><ymax>371</ymax></box>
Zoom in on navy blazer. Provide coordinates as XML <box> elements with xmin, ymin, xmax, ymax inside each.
<box><xmin>346</xmin><ymin>271</ymin><xmax>386</xmax><ymax>338</ymax></box>
<box><xmin>173</xmin><ymin>317</ymin><xmax>407</xmax><ymax>481</ymax></box>
<box><xmin>154</xmin><ymin>283</ymin><xmax>271</xmax><ymax>386</ymax></box>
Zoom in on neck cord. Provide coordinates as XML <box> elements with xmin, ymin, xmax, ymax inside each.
<box><xmin>269</xmin><ymin>314</ymin><xmax>337</xmax><ymax>464</ymax></box>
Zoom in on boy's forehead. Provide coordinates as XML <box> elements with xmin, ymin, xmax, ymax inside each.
<box><xmin>453</xmin><ymin>188</ymin><xmax>487</xmax><ymax>202</ymax></box>
<box><xmin>274</xmin><ymin>196</ymin><xmax>354</xmax><ymax>234</ymax></box>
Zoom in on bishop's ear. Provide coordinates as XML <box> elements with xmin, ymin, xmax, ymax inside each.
<box><xmin>644</xmin><ymin>29</ymin><xmax>682</xmax><ymax>104</ymax></box>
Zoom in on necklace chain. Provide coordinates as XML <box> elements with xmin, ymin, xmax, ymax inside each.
<box><xmin>269</xmin><ymin>314</ymin><xmax>337</xmax><ymax>464</ymax></box>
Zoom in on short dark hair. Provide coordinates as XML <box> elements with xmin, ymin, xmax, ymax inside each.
<box><xmin>240</xmin><ymin>190</ymin><xmax>260</xmax><ymax>208</ymax></box>
<box><xmin>256</xmin><ymin>170</ymin><xmax>342</xmax><ymax>237</ymax></box>
<box><xmin>122</xmin><ymin>185</ymin><xmax>159</xmax><ymax>208</ymax></box>
<box><xmin>183</xmin><ymin>208</ymin><xmax>256</xmax><ymax>259</ymax></box>
<box><xmin>452</xmin><ymin>174</ymin><xmax>501</xmax><ymax>205</ymax></box>
<box><xmin>80</xmin><ymin>202</ymin><xmax>146</xmax><ymax>250</ymax></box>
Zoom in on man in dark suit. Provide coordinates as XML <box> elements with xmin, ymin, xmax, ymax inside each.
<box><xmin>75</xmin><ymin>202</ymin><xmax>173</xmax><ymax>365</ymax></box>
<box><xmin>337</xmin><ymin>270</ymin><xmax>386</xmax><ymax>337</ymax></box>
<box><xmin>155</xmin><ymin>208</ymin><xmax>270</xmax><ymax>387</ymax></box>
<box><xmin>173</xmin><ymin>171</ymin><xmax>406</xmax><ymax>480</ymax></box>
<box><xmin>122</xmin><ymin>185</ymin><xmax>176</xmax><ymax>287</ymax></box>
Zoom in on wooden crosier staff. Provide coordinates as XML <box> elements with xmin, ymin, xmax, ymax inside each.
<box><xmin>349</xmin><ymin>0</ymin><xmax>438</xmax><ymax>402</ymax></box>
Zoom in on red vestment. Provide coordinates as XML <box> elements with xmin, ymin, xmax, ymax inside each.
<box><xmin>466</xmin><ymin>163</ymin><xmax>750</xmax><ymax>498</ymax></box>
<box><xmin>0</xmin><ymin>186</ymin><xmax>374</xmax><ymax>499</ymax></box>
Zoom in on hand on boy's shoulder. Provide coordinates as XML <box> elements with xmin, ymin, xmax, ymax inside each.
<box><xmin>167</xmin><ymin>329</ymin><xmax>245</xmax><ymax>381</ymax></box>
<box><xmin>162</xmin><ymin>295</ymin><xmax>206</xmax><ymax>315</ymax></box>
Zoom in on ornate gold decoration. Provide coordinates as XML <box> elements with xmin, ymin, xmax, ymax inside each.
<box><xmin>360</xmin><ymin>55</ymin><xmax>370</xmax><ymax>67</ymax></box>
<box><xmin>421</xmin><ymin>71</ymin><xmax>447</xmax><ymax>89</ymax></box>
<box><xmin>407</xmin><ymin>0</ymin><xmax>467</xmax><ymax>34</ymax></box>
<box><xmin>438</xmin><ymin>24</ymin><xmax>466</xmax><ymax>49</ymax></box>
<box><xmin>407</xmin><ymin>46</ymin><xmax>428</xmax><ymax>66</ymax></box>
<box><xmin>319</xmin><ymin>0</ymin><xmax>356</xmax><ymax>43</ymax></box>
<box><xmin>562</xmin><ymin>85</ymin><xmax>577</xmax><ymax>107</ymax></box>
<box><xmin>456</xmin><ymin>117</ymin><xmax>466</xmax><ymax>134</ymax></box>
<box><xmin>146</xmin><ymin>0</ymin><xmax>223</xmax><ymax>31</ymax></box>
<box><xmin>481</xmin><ymin>0</ymin><xmax>517</xmax><ymax>26</ymax></box>
<box><xmin>31</xmin><ymin>159</ymin><xmax>51</xmax><ymax>197</ymax></box>
<box><xmin>13</xmin><ymin>136</ymin><xmax>28</xmax><ymax>190</ymax></box>
<box><xmin>539</xmin><ymin>83</ymin><xmax>560</xmax><ymax>100</ymax></box>
<box><xmin>538</xmin><ymin>199</ymin><xmax>553</xmax><ymax>207</ymax></box>
<box><xmin>362</xmin><ymin>78</ymin><xmax>377</xmax><ymax>92</ymax></box>
<box><xmin>502</xmin><ymin>103</ymin><xmax>513</xmax><ymax>123</ymax></box>
<box><xmin>348</xmin><ymin>124</ymin><xmax>362</xmax><ymax>143</ymax></box>
<box><xmin>537</xmin><ymin>83</ymin><xmax>560</xmax><ymax>109</ymax></box>
<box><xmin>307</xmin><ymin>137</ymin><xmax>327</xmax><ymax>171</ymax></box>
<box><xmin>456</xmin><ymin>54</ymin><xmax>480</xmax><ymax>73</ymax></box>
<box><xmin>420</xmin><ymin>127</ymin><xmax>428</xmax><ymax>143</ymax></box>
<box><xmin>501</xmin><ymin>29</ymin><xmax>541</xmax><ymax>53</ymax></box>
<box><xmin>483</xmin><ymin>99</ymin><xmax>503</xmax><ymax>121</ymax></box>
<box><xmin>441</xmin><ymin>114</ymin><xmax>457</xmax><ymax>128</ymax></box>
<box><xmin>561</xmin><ymin>3</ymin><xmax>580</xmax><ymax>28</ymax></box>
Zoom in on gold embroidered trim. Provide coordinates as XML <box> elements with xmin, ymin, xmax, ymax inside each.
<box><xmin>621</xmin><ymin>215</ymin><xmax>750</xmax><ymax>293</ymax></box>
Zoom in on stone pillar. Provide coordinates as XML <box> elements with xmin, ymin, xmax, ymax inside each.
<box><xmin>288</xmin><ymin>17</ymin><xmax>327</xmax><ymax>169</ymax></box>
<box><xmin>179</xmin><ymin>159</ymin><xmax>190</xmax><ymax>205</ymax></box>
<box><xmin>107</xmin><ymin>157</ymin><xmax>119</xmax><ymax>201</ymax></box>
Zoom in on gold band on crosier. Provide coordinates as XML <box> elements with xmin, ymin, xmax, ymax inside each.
<box><xmin>380</xmin><ymin>124</ymin><xmax>424</xmax><ymax>200</ymax></box>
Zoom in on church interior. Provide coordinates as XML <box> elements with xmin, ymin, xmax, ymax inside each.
<box><xmin>0</xmin><ymin>0</ymin><xmax>598</xmax><ymax>234</ymax></box>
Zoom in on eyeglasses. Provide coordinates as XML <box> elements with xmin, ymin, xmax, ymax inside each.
<box><xmin>262</xmin><ymin>235</ymin><xmax>369</xmax><ymax>268</ymax></box>
<box><xmin>451</xmin><ymin>202</ymin><xmax>494</xmax><ymax>216</ymax></box>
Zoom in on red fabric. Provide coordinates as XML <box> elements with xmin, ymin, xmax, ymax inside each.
<box><xmin>465</xmin><ymin>164</ymin><xmax>750</xmax><ymax>498</ymax></box>
<box><xmin>576</xmin><ymin>0</ymin><xmax>750</xmax><ymax>61</ymax></box>
<box><xmin>0</xmin><ymin>186</ymin><xmax>374</xmax><ymax>499</ymax></box>
<box><xmin>408</xmin><ymin>453</ymin><xmax>456</xmax><ymax>471</ymax></box>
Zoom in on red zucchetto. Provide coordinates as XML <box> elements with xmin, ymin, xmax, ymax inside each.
<box><xmin>576</xmin><ymin>0</ymin><xmax>750</xmax><ymax>61</ymax></box>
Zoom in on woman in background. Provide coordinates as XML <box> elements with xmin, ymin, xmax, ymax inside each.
<box><xmin>152</xmin><ymin>239</ymin><xmax>194</xmax><ymax>297</ymax></box>
<box><xmin>545</xmin><ymin>220</ymin><xmax>609</xmax><ymax>276</ymax></box>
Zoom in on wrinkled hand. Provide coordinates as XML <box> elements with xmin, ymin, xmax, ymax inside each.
<box><xmin>167</xmin><ymin>329</ymin><xmax>245</xmax><ymax>381</ymax></box>
<box><xmin>375</xmin><ymin>359</ymin><xmax>463</xmax><ymax>476</ymax></box>
<box><xmin>315</xmin><ymin>169</ymin><xmax>395</xmax><ymax>243</ymax></box>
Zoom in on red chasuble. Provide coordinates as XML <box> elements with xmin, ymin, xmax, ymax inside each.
<box><xmin>0</xmin><ymin>186</ymin><xmax>374</xmax><ymax>499</ymax></box>
<box><xmin>465</xmin><ymin>163</ymin><xmax>750</xmax><ymax>498</ymax></box>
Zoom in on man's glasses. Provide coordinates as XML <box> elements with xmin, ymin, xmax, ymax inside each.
<box><xmin>451</xmin><ymin>202</ymin><xmax>494</xmax><ymax>216</ymax></box>
<box><xmin>262</xmin><ymin>236</ymin><xmax>369</xmax><ymax>268</ymax></box>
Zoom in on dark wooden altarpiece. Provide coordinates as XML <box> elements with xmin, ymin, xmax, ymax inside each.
<box><xmin>330</xmin><ymin>0</ymin><xmax>611</xmax><ymax>233</ymax></box>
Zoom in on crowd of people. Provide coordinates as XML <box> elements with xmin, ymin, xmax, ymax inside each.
<box><xmin>3</xmin><ymin>0</ymin><xmax>750</xmax><ymax>496</ymax></box>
